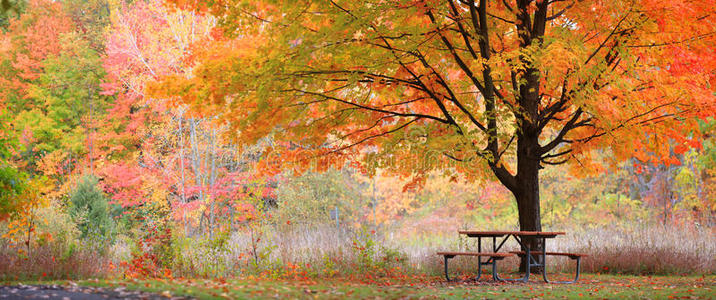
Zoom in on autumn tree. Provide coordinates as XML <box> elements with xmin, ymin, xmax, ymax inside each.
<box><xmin>101</xmin><ymin>0</ymin><xmax>269</xmax><ymax>237</ymax></box>
<box><xmin>0</xmin><ymin>0</ymin><xmax>73</xmax><ymax>116</ymax></box>
<box><xmin>0</xmin><ymin>0</ymin><xmax>110</xmax><ymax>183</ymax></box>
<box><xmin>18</xmin><ymin>33</ymin><xmax>108</xmax><ymax>170</ymax></box>
<box><xmin>0</xmin><ymin>0</ymin><xmax>77</xmax><ymax>209</ymax></box>
<box><xmin>156</xmin><ymin>0</ymin><xmax>715</xmax><ymax>239</ymax></box>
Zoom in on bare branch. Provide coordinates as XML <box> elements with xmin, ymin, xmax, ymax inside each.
<box><xmin>289</xmin><ymin>89</ymin><xmax>451</xmax><ymax>124</ymax></box>
<box><xmin>540</xmin><ymin>108</ymin><xmax>584</xmax><ymax>154</ymax></box>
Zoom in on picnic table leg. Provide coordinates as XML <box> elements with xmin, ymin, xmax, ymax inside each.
<box><xmin>476</xmin><ymin>237</ymin><xmax>484</xmax><ymax>281</ymax></box>
<box><xmin>491</xmin><ymin>257</ymin><xmax>499</xmax><ymax>281</ymax></box>
<box><xmin>540</xmin><ymin>237</ymin><xmax>550</xmax><ymax>283</ymax></box>
<box><xmin>542</xmin><ymin>255</ymin><xmax>582</xmax><ymax>283</ymax></box>
<box><xmin>476</xmin><ymin>256</ymin><xmax>483</xmax><ymax>281</ymax></box>
<box><xmin>574</xmin><ymin>257</ymin><xmax>581</xmax><ymax>282</ymax></box>
<box><xmin>494</xmin><ymin>235</ymin><xmax>530</xmax><ymax>283</ymax></box>
<box><xmin>515</xmin><ymin>235</ymin><xmax>532</xmax><ymax>282</ymax></box>
<box><xmin>524</xmin><ymin>246</ymin><xmax>532</xmax><ymax>282</ymax></box>
<box><xmin>443</xmin><ymin>255</ymin><xmax>454</xmax><ymax>282</ymax></box>
<box><xmin>539</xmin><ymin>237</ymin><xmax>581</xmax><ymax>284</ymax></box>
<box><xmin>542</xmin><ymin>258</ymin><xmax>581</xmax><ymax>283</ymax></box>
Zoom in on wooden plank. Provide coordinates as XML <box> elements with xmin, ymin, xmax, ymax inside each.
<box><xmin>436</xmin><ymin>251</ymin><xmax>513</xmax><ymax>257</ymax></box>
<box><xmin>457</xmin><ymin>230</ymin><xmax>566</xmax><ymax>237</ymax></box>
<box><xmin>513</xmin><ymin>231</ymin><xmax>566</xmax><ymax>237</ymax></box>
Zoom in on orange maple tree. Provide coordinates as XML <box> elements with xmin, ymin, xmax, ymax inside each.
<box><xmin>0</xmin><ymin>0</ymin><xmax>73</xmax><ymax>106</ymax></box>
<box><xmin>150</xmin><ymin>0</ymin><xmax>716</xmax><ymax>241</ymax></box>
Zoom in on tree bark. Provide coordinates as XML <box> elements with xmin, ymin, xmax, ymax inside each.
<box><xmin>178</xmin><ymin>114</ymin><xmax>188</xmax><ymax>234</ymax></box>
<box><xmin>512</xmin><ymin>132</ymin><xmax>543</xmax><ymax>272</ymax></box>
<box><xmin>507</xmin><ymin>0</ymin><xmax>548</xmax><ymax>271</ymax></box>
<box><xmin>208</xmin><ymin>128</ymin><xmax>217</xmax><ymax>239</ymax></box>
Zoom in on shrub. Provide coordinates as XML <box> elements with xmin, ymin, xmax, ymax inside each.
<box><xmin>35</xmin><ymin>203</ymin><xmax>81</xmax><ymax>253</ymax></box>
<box><xmin>68</xmin><ymin>175</ymin><xmax>113</xmax><ymax>240</ymax></box>
<box><xmin>0</xmin><ymin>230</ymin><xmax>111</xmax><ymax>281</ymax></box>
<box><xmin>119</xmin><ymin>202</ymin><xmax>175</xmax><ymax>279</ymax></box>
<box><xmin>0</xmin><ymin>164</ymin><xmax>26</xmax><ymax>221</ymax></box>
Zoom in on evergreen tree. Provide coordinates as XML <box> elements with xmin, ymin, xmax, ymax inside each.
<box><xmin>69</xmin><ymin>174</ymin><xmax>112</xmax><ymax>238</ymax></box>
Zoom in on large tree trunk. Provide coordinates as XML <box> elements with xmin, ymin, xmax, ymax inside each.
<box><xmin>512</xmin><ymin>132</ymin><xmax>543</xmax><ymax>272</ymax></box>
<box><xmin>515</xmin><ymin>135</ymin><xmax>541</xmax><ymax>233</ymax></box>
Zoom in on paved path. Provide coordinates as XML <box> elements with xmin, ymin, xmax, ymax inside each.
<box><xmin>0</xmin><ymin>284</ymin><xmax>191</xmax><ymax>300</ymax></box>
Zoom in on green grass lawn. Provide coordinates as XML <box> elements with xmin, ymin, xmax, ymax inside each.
<box><xmin>6</xmin><ymin>274</ymin><xmax>714</xmax><ymax>299</ymax></box>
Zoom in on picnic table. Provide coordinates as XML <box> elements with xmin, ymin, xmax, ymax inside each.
<box><xmin>437</xmin><ymin>230</ymin><xmax>587</xmax><ymax>283</ymax></box>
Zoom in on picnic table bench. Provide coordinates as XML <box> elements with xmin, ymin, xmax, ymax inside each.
<box><xmin>437</xmin><ymin>230</ymin><xmax>587</xmax><ymax>283</ymax></box>
<box><xmin>508</xmin><ymin>251</ymin><xmax>588</xmax><ymax>283</ymax></box>
<box><xmin>436</xmin><ymin>251</ymin><xmax>513</xmax><ymax>282</ymax></box>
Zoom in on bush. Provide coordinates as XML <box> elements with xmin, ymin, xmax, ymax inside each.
<box><xmin>118</xmin><ymin>202</ymin><xmax>175</xmax><ymax>279</ymax></box>
<box><xmin>0</xmin><ymin>205</ymin><xmax>111</xmax><ymax>281</ymax></box>
<box><xmin>68</xmin><ymin>175</ymin><xmax>113</xmax><ymax>240</ymax></box>
<box><xmin>0</xmin><ymin>164</ymin><xmax>26</xmax><ymax>220</ymax></box>
<box><xmin>35</xmin><ymin>203</ymin><xmax>81</xmax><ymax>253</ymax></box>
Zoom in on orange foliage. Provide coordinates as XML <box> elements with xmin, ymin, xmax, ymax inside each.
<box><xmin>151</xmin><ymin>0</ymin><xmax>716</xmax><ymax>190</ymax></box>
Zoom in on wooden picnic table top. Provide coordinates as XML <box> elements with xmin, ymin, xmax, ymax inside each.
<box><xmin>458</xmin><ymin>230</ymin><xmax>566</xmax><ymax>237</ymax></box>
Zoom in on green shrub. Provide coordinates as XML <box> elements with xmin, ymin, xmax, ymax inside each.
<box><xmin>68</xmin><ymin>175</ymin><xmax>113</xmax><ymax>239</ymax></box>
<box><xmin>0</xmin><ymin>164</ymin><xmax>26</xmax><ymax>219</ymax></box>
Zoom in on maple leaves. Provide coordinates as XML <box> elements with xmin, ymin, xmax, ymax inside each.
<box><xmin>0</xmin><ymin>0</ymin><xmax>73</xmax><ymax>100</ymax></box>
<box><xmin>152</xmin><ymin>0</ymin><xmax>716</xmax><ymax>235</ymax></box>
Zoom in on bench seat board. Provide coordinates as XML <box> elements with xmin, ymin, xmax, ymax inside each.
<box><xmin>437</xmin><ymin>251</ymin><xmax>512</xmax><ymax>282</ymax></box>
<box><xmin>508</xmin><ymin>251</ymin><xmax>588</xmax><ymax>257</ymax></box>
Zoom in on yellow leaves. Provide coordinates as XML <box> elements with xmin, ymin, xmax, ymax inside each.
<box><xmin>1</xmin><ymin>177</ymin><xmax>52</xmax><ymax>251</ymax></box>
<box><xmin>3</xmin><ymin>223</ymin><xmax>20</xmax><ymax>237</ymax></box>
<box><xmin>21</xmin><ymin>177</ymin><xmax>52</xmax><ymax>210</ymax></box>
<box><xmin>567</xmin><ymin>150</ymin><xmax>604</xmax><ymax>179</ymax></box>
<box><xmin>145</xmin><ymin>74</ymin><xmax>192</xmax><ymax>105</ymax></box>
<box><xmin>541</xmin><ymin>39</ymin><xmax>580</xmax><ymax>73</ymax></box>
<box><xmin>146</xmin><ymin>177</ymin><xmax>170</xmax><ymax>206</ymax></box>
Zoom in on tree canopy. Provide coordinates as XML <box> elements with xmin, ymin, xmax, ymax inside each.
<box><xmin>151</xmin><ymin>0</ymin><xmax>716</xmax><ymax>232</ymax></box>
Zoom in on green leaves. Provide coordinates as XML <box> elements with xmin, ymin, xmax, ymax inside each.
<box><xmin>69</xmin><ymin>174</ymin><xmax>113</xmax><ymax>239</ymax></box>
<box><xmin>0</xmin><ymin>163</ymin><xmax>27</xmax><ymax>221</ymax></box>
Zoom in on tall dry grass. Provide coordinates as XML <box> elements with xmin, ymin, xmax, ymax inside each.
<box><xmin>383</xmin><ymin>223</ymin><xmax>716</xmax><ymax>276</ymax></box>
<box><xmin>173</xmin><ymin>224</ymin><xmax>388</xmax><ymax>277</ymax></box>
<box><xmin>0</xmin><ymin>242</ymin><xmax>111</xmax><ymax>280</ymax></box>
<box><xmin>4</xmin><ymin>222</ymin><xmax>711</xmax><ymax>280</ymax></box>
<box><xmin>171</xmin><ymin>222</ymin><xmax>715</xmax><ymax>278</ymax></box>
<box><xmin>551</xmin><ymin>224</ymin><xmax>715</xmax><ymax>274</ymax></box>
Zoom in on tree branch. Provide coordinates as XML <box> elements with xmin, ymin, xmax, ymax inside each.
<box><xmin>289</xmin><ymin>89</ymin><xmax>451</xmax><ymax>124</ymax></box>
